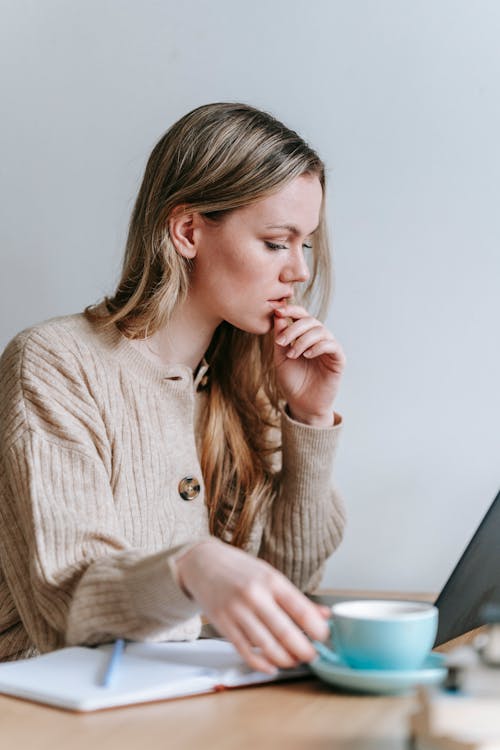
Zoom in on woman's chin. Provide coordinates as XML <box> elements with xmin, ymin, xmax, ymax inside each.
<box><xmin>228</xmin><ymin>316</ymin><xmax>273</xmax><ymax>336</ymax></box>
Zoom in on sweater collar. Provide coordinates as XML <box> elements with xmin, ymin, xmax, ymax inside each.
<box><xmin>91</xmin><ymin>315</ymin><xmax>210</xmax><ymax>390</ymax></box>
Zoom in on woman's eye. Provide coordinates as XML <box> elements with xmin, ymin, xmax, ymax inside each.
<box><xmin>264</xmin><ymin>241</ymin><xmax>313</xmax><ymax>251</ymax></box>
<box><xmin>265</xmin><ymin>241</ymin><xmax>287</xmax><ymax>251</ymax></box>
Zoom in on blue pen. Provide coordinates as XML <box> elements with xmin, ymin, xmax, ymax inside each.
<box><xmin>100</xmin><ymin>638</ymin><xmax>126</xmax><ymax>687</ymax></box>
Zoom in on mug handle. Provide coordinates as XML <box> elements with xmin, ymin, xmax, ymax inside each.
<box><xmin>312</xmin><ymin>639</ymin><xmax>339</xmax><ymax>664</ymax></box>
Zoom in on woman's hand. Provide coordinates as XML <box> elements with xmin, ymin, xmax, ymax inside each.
<box><xmin>175</xmin><ymin>538</ymin><xmax>330</xmax><ymax>674</ymax></box>
<box><xmin>273</xmin><ymin>303</ymin><xmax>345</xmax><ymax>426</ymax></box>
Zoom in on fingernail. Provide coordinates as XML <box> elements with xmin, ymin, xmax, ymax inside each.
<box><xmin>301</xmin><ymin>644</ymin><xmax>317</xmax><ymax>663</ymax></box>
<box><xmin>316</xmin><ymin>622</ymin><xmax>330</xmax><ymax>641</ymax></box>
<box><xmin>286</xmin><ymin>349</ymin><xmax>297</xmax><ymax>358</ymax></box>
<box><xmin>275</xmin><ymin>335</ymin><xmax>286</xmax><ymax>345</ymax></box>
<box><xmin>318</xmin><ymin>605</ymin><xmax>332</xmax><ymax>618</ymax></box>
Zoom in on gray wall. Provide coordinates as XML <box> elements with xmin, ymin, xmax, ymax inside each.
<box><xmin>1</xmin><ymin>0</ymin><xmax>499</xmax><ymax>593</ymax></box>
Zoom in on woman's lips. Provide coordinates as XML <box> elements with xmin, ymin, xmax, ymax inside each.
<box><xmin>268</xmin><ymin>297</ymin><xmax>289</xmax><ymax>307</ymax></box>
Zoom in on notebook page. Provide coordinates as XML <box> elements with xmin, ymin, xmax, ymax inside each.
<box><xmin>0</xmin><ymin>639</ymin><xmax>308</xmax><ymax>711</ymax></box>
<box><xmin>0</xmin><ymin>645</ymin><xmax>217</xmax><ymax>711</ymax></box>
<box><xmin>126</xmin><ymin>638</ymin><xmax>254</xmax><ymax>670</ymax></box>
<box><xmin>126</xmin><ymin>639</ymin><xmax>308</xmax><ymax>686</ymax></box>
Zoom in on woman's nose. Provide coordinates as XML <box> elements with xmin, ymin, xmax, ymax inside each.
<box><xmin>280</xmin><ymin>248</ymin><xmax>310</xmax><ymax>284</ymax></box>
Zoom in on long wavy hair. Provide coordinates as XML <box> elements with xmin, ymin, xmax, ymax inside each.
<box><xmin>86</xmin><ymin>102</ymin><xmax>332</xmax><ymax>548</ymax></box>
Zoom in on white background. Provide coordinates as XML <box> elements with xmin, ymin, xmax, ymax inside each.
<box><xmin>1</xmin><ymin>0</ymin><xmax>499</xmax><ymax>593</ymax></box>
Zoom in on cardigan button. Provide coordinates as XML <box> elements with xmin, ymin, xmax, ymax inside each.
<box><xmin>178</xmin><ymin>476</ymin><xmax>201</xmax><ymax>501</ymax></box>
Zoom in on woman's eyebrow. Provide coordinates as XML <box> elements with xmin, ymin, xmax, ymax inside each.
<box><xmin>264</xmin><ymin>223</ymin><xmax>319</xmax><ymax>236</ymax></box>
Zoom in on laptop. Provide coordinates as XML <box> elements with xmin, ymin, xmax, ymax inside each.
<box><xmin>310</xmin><ymin>489</ymin><xmax>500</xmax><ymax>646</ymax></box>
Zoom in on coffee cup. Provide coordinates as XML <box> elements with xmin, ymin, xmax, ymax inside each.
<box><xmin>326</xmin><ymin>599</ymin><xmax>438</xmax><ymax>671</ymax></box>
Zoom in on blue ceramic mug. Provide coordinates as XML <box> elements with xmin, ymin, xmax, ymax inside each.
<box><xmin>327</xmin><ymin>599</ymin><xmax>438</xmax><ymax>671</ymax></box>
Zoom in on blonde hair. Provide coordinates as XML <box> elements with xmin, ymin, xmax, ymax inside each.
<box><xmin>86</xmin><ymin>102</ymin><xmax>332</xmax><ymax>547</ymax></box>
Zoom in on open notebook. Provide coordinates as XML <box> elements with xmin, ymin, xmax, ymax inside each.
<box><xmin>0</xmin><ymin>638</ymin><xmax>308</xmax><ymax>712</ymax></box>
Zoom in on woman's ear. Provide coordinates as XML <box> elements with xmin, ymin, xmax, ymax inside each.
<box><xmin>168</xmin><ymin>208</ymin><xmax>198</xmax><ymax>259</ymax></box>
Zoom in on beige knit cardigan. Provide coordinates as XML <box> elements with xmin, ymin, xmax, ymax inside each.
<box><xmin>0</xmin><ymin>312</ymin><xmax>345</xmax><ymax>661</ymax></box>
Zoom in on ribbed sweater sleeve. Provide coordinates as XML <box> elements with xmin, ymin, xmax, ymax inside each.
<box><xmin>0</xmin><ymin>326</ymin><xmax>201</xmax><ymax>655</ymax></box>
<box><xmin>258</xmin><ymin>409</ymin><xmax>346</xmax><ymax>592</ymax></box>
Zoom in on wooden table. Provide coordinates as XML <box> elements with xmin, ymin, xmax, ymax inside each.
<box><xmin>0</xmin><ymin>677</ymin><xmax>417</xmax><ymax>750</ymax></box>
<box><xmin>0</xmin><ymin>590</ymin><xmax>481</xmax><ymax>750</ymax></box>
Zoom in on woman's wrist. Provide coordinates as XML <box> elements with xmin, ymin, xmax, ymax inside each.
<box><xmin>175</xmin><ymin>536</ymin><xmax>222</xmax><ymax>599</ymax></box>
<box><xmin>287</xmin><ymin>405</ymin><xmax>336</xmax><ymax>427</ymax></box>
<box><xmin>173</xmin><ymin>538</ymin><xmax>215</xmax><ymax>598</ymax></box>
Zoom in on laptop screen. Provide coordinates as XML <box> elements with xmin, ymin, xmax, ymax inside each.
<box><xmin>434</xmin><ymin>489</ymin><xmax>500</xmax><ymax>645</ymax></box>
<box><xmin>309</xmin><ymin>489</ymin><xmax>500</xmax><ymax>647</ymax></box>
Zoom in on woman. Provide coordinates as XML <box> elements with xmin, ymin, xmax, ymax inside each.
<box><xmin>0</xmin><ymin>103</ymin><xmax>346</xmax><ymax>673</ymax></box>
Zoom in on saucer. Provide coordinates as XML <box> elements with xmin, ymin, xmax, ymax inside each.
<box><xmin>309</xmin><ymin>652</ymin><xmax>447</xmax><ymax>695</ymax></box>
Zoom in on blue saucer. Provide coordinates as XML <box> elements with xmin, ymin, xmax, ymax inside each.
<box><xmin>309</xmin><ymin>651</ymin><xmax>447</xmax><ymax>695</ymax></box>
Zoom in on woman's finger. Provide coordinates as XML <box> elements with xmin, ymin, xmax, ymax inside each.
<box><xmin>274</xmin><ymin>579</ymin><xmax>330</xmax><ymax>643</ymax></box>
<box><xmin>275</xmin><ymin>318</ymin><xmax>325</xmax><ymax>348</ymax></box>
<box><xmin>231</xmin><ymin>602</ymin><xmax>299</xmax><ymax>669</ymax></box>
<box><xmin>215</xmin><ymin>615</ymin><xmax>278</xmax><ymax>674</ymax></box>
<box><xmin>302</xmin><ymin>340</ymin><xmax>346</xmax><ymax>367</ymax></box>
<box><xmin>317</xmin><ymin>604</ymin><xmax>333</xmax><ymax>619</ymax></box>
<box><xmin>250</xmin><ymin>594</ymin><xmax>318</xmax><ymax>664</ymax></box>
<box><xmin>273</xmin><ymin>311</ymin><xmax>290</xmax><ymax>340</ymax></box>
<box><xmin>285</xmin><ymin>327</ymin><xmax>330</xmax><ymax>359</ymax></box>
<box><xmin>274</xmin><ymin>304</ymin><xmax>311</xmax><ymax>320</ymax></box>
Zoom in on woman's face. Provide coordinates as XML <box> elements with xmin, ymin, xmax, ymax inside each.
<box><xmin>188</xmin><ymin>173</ymin><xmax>323</xmax><ymax>334</ymax></box>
